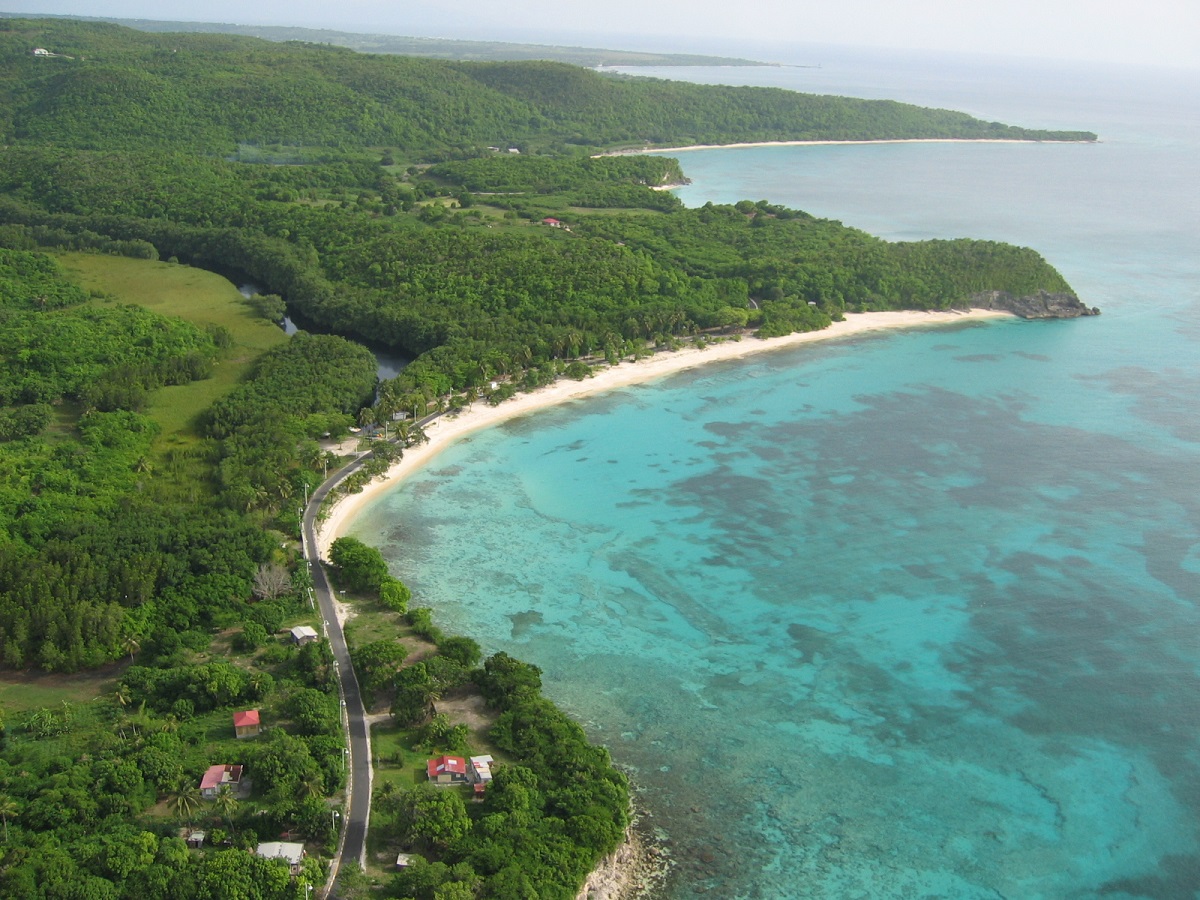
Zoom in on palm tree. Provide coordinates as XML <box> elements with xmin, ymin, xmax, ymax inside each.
<box><xmin>127</xmin><ymin>700</ymin><xmax>151</xmax><ymax>739</ymax></box>
<box><xmin>120</xmin><ymin>634</ymin><xmax>140</xmax><ymax>664</ymax></box>
<box><xmin>213</xmin><ymin>785</ymin><xmax>239</xmax><ymax>834</ymax></box>
<box><xmin>295</xmin><ymin>774</ymin><xmax>324</xmax><ymax>801</ymax></box>
<box><xmin>0</xmin><ymin>795</ymin><xmax>17</xmax><ymax>842</ymax></box>
<box><xmin>171</xmin><ymin>780</ymin><xmax>201</xmax><ymax>826</ymax></box>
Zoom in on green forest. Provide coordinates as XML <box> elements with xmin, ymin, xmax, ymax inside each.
<box><xmin>0</xmin><ymin>16</ymin><xmax>1092</xmax><ymax>900</ymax></box>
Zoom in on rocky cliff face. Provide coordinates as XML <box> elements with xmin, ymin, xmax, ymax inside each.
<box><xmin>968</xmin><ymin>290</ymin><xmax>1100</xmax><ymax>318</ymax></box>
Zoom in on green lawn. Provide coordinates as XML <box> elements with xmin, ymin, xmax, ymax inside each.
<box><xmin>57</xmin><ymin>253</ymin><xmax>288</xmax><ymax>445</ymax></box>
<box><xmin>371</xmin><ymin>721</ymin><xmax>432</xmax><ymax>791</ymax></box>
<box><xmin>0</xmin><ymin>666</ymin><xmax>119</xmax><ymax>712</ymax></box>
<box><xmin>342</xmin><ymin>596</ymin><xmax>417</xmax><ymax>649</ymax></box>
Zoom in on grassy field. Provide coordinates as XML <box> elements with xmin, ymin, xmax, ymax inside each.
<box><xmin>0</xmin><ymin>665</ymin><xmax>120</xmax><ymax>711</ymax></box>
<box><xmin>58</xmin><ymin>253</ymin><xmax>288</xmax><ymax>446</ymax></box>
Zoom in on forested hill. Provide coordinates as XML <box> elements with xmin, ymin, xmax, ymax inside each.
<box><xmin>0</xmin><ymin>13</ymin><xmax>770</xmax><ymax>67</ymax></box>
<box><xmin>0</xmin><ymin>18</ymin><xmax>1096</xmax><ymax>158</ymax></box>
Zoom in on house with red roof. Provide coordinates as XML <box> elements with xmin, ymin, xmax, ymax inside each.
<box><xmin>233</xmin><ymin>709</ymin><xmax>261</xmax><ymax>739</ymax></box>
<box><xmin>200</xmin><ymin>764</ymin><xmax>243</xmax><ymax>799</ymax></box>
<box><xmin>542</xmin><ymin>217</ymin><xmax>562</xmax><ymax>228</ymax></box>
<box><xmin>426</xmin><ymin>755</ymin><xmax>468</xmax><ymax>785</ymax></box>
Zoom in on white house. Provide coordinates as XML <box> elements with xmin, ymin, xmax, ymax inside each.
<box><xmin>256</xmin><ymin>841</ymin><xmax>306</xmax><ymax>875</ymax></box>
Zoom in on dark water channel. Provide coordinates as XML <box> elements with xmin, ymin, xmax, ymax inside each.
<box><xmin>238</xmin><ymin>283</ymin><xmax>408</xmax><ymax>383</ymax></box>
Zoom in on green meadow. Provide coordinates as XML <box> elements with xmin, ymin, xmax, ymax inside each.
<box><xmin>59</xmin><ymin>253</ymin><xmax>289</xmax><ymax>447</ymax></box>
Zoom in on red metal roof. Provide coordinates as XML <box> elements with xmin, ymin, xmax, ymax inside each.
<box><xmin>426</xmin><ymin>755</ymin><xmax>467</xmax><ymax>778</ymax></box>
<box><xmin>233</xmin><ymin>709</ymin><xmax>260</xmax><ymax>728</ymax></box>
<box><xmin>200</xmin><ymin>764</ymin><xmax>242</xmax><ymax>791</ymax></box>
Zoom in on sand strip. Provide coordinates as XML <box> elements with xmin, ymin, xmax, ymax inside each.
<box><xmin>316</xmin><ymin>309</ymin><xmax>1011</xmax><ymax>557</ymax></box>
<box><xmin>597</xmin><ymin>137</ymin><xmax>1094</xmax><ymax>156</ymax></box>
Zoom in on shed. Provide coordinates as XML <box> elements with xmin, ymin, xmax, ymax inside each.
<box><xmin>469</xmin><ymin>755</ymin><xmax>494</xmax><ymax>784</ymax></box>
<box><xmin>290</xmin><ymin>625</ymin><xmax>319</xmax><ymax>645</ymax></box>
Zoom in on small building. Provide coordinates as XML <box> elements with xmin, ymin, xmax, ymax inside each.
<box><xmin>426</xmin><ymin>755</ymin><xmax>468</xmax><ymax>785</ymax></box>
<box><xmin>233</xmin><ymin>709</ymin><xmax>261</xmax><ymax>739</ymax></box>
<box><xmin>32</xmin><ymin>48</ymin><xmax>51</xmax><ymax>56</ymax></box>
<box><xmin>469</xmin><ymin>755</ymin><xmax>494</xmax><ymax>785</ymax></box>
<box><xmin>396</xmin><ymin>853</ymin><xmax>416</xmax><ymax>869</ymax></box>
<box><xmin>290</xmin><ymin>625</ymin><xmax>319</xmax><ymax>645</ymax></box>
<box><xmin>542</xmin><ymin>217</ymin><xmax>562</xmax><ymax>228</ymax></box>
<box><xmin>256</xmin><ymin>841</ymin><xmax>306</xmax><ymax>875</ymax></box>
<box><xmin>186</xmin><ymin>830</ymin><xmax>206</xmax><ymax>849</ymax></box>
<box><xmin>199</xmin><ymin>764</ymin><xmax>243</xmax><ymax>799</ymax></box>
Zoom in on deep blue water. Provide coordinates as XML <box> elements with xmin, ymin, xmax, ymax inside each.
<box><xmin>350</xmin><ymin>51</ymin><xmax>1200</xmax><ymax>897</ymax></box>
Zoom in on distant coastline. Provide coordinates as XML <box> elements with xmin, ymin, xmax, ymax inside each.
<box><xmin>598</xmin><ymin>136</ymin><xmax>1098</xmax><ymax>157</ymax></box>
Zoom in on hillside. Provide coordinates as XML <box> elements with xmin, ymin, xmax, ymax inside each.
<box><xmin>0</xmin><ymin>18</ymin><xmax>1096</xmax><ymax>159</ymax></box>
<box><xmin>0</xmin><ymin>17</ymin><xmax>1093</xmax><ymax>414</ymax></box>
<box><xmin>0</xmin><ymin>12</ymin><xmax>770</xmax><ymax>67</ymax></box>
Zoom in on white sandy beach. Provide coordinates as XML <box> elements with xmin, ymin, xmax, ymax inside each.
<box><xmin>316</xmin><ymin>308</ymin><xmax>1011</xmax><ymax>557</ymax></box>
<box><xmin>598</xmin><ymin>137</ymin><xmax>1092</xmax><ymax>157</ymax></box>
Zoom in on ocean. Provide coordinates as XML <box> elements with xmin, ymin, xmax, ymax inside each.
<box><xmin>349</xmin><ymin>49</ymin><xmax>1200</xmax><ymax>897</ymax></box>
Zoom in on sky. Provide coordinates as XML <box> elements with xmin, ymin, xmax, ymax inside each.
<box><xmin>8</xmin><ymin>0</ymin><xmax>1200</xmax><ymax>70</ymax></box>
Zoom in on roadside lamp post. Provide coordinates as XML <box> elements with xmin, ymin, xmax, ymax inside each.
<box><xmin>331</xmin><ymin>809</ymin><xmax>340</xmax><ymax>833</ymax></box>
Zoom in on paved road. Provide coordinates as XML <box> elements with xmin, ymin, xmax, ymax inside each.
<box><xmin>301</xmin><ymin>452</ymin><xmax>376</xmax><ymax>897</ymax></box>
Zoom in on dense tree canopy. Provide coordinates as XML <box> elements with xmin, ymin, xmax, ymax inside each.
<box><xmin>0</xmin><ymin>20</ymin><xmax>1095</xmax><ymax>159</ymax></box>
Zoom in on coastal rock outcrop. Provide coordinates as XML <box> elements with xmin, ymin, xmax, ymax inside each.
<box><xmin>967</xmin><ymin>289</ymin><xmax>1100</xmax><ymax>318</ymax></box>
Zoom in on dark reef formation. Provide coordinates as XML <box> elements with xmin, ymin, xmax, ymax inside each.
<box><xmin>969</xmin><ymin>290</ymin><xmax>1100</xmax><ymax>318</ymax></box>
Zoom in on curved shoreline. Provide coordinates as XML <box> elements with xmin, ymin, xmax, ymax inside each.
<box><xmin>316</xmin><ymin>308</ymin><xmax>1012</xmax><ymax>557</ymax></box>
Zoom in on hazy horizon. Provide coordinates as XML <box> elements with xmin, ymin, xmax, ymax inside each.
<box><xmin>6</xmin><ymin>1</ymin><xmax>1198</xmax><ymax>71</ymax></box>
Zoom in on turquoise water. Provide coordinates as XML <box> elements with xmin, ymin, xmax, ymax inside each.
<box><xmin>351</xmin><ymin>53</ymin><xmax>1200</xmax><ymax>897</ymax></box>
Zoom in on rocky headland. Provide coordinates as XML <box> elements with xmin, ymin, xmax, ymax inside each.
<box><xmin>968</xmin><ymin>289</ymin><xmax>1100</xmax><ymax>318</ymax></box>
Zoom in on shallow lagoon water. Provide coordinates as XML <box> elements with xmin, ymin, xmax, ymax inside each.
<box><xmin>351</xmin><ymin>53</ymin><xmax>1200</xmax><ymax>897</ymax></box>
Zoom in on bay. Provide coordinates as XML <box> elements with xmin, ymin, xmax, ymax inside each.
<box><xmin>350</xmin><ymin>50</ymin><xmax>1200</xmax><ymax>897</ymax></box>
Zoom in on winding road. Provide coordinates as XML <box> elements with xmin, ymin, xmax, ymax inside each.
<box><xmin>300</xmin><ymin>449</ymin><xmax>377</xmax><ymax>898</ymax></box>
